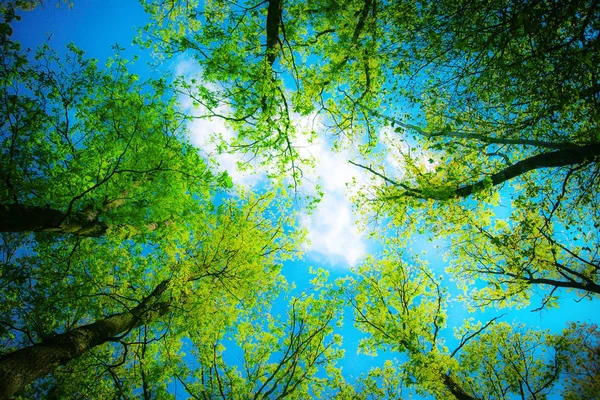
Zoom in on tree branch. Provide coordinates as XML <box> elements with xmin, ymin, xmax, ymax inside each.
<box><xmin>525</xmin><ymin>277</ymin><xmax>600</xmax><ymax>295</ymax></box>
<box><xmin>0</xmin><ymin>279</ymin><xmax>174</xmax><ymax>398</ymax></box>
<box><xmin>363</xmin><ymin>105</ymin><xmax>582</xmax><ymax>150</ymax></box>
<box><xmin>380</xmin><ymin>144</ymin><xmax>600</xmax><ymax>200</ymax></box>
<box><xmin>451</xmin><ymin>315</ymin><xmax>505</xmax><ymax>358</ymax></box>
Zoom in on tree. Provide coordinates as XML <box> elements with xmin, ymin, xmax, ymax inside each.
<box><xmin>0</xmin><ymin>9</ymin><xmax>321</xmax><ymax>398</ymax></box>
<box><xmin>0</xmin><ymin>277</ymin><xmax>175</xmax><ymax>398</ymax></box>
<box><xmin>0</xmin><ymin>18</ymin><xmax>224</xmax><ymax>238</ymax></box>
<box><xmin>558</xmin><ymin>322</ymin><xmax>600</xmax><ymax>400</ymax></box>
<box><xmin>341</xmin><ymin>247</ymin><xmax>476</xmax><ymax>399</ymax></box>
<box><xmin>346</xmin><ymin>0</ymin><xmax>600</xmax><ymax>308</ymax></box>
<box><xmin>0</xmin><ymin>190</ymin><xmax>305</xmax><ymax>398</ymax></box>
<box><xmin>137</xmin><ymin>0</ymin><xmax>390</xmax><ymax>184</ymax></box>
<box><xmin>341</xmin><ymin>246</ymin><xmax>567</xmax><ymax>399</ymax></box>
<box><xmin>173</xmin><ymin>278</ymin><xmax>346</xmax><ymax>399</ymax></box>
<box><xmin>455</xmin><ymin>322</ymin><xmax>563</xmax><ymax>399</ymax></box>
<box><xmin>137</xmin><ymin>0</ymin><xmax>600</xmax><ymax>308</ymax></box>
<box><xmin>350</xmin><ymin>108</ymin><xmax>600</xmax><ymax>309</ymax></box>
<box><xmin>138</xmin><ymin>0</ymin><xmax>598</xmax><ymax>167</ymax></box>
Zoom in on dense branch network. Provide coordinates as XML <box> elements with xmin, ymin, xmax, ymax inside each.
<box><xmin>351</xmin><ymin>144</ymin><xmax>600</xmax><ymax>200</ymax></box>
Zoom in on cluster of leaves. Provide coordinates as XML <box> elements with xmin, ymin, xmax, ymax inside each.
<box><xmin>348</xmin><ymin>0</ymin><xmax>600</xmax><ymax>311</ymax></box>
<box><xmin>0</xmin><ymin>20</ymin><xmax>225</xmax><ymax>237</ymax></box>
<box><xmin>339</xmin><ymin>240</ymin><xmax>599</xmax><ymax>399</ymax></box>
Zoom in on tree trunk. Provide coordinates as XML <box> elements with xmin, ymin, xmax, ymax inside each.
<box><xmin>0</xmin><ymin>204</ymin><xmax>108</xmax><ymax>237</ymax></box>
<box><xmin>443</xmin><ymin>373</ymin><xmax>478</xmax><ymax>400</ymax></box>
<box><xmin>265</xmin><ymin>0</ymin><xmax>282</xmax><ymax>66</ymax></box>
<box><xmin>0</xmin><ymin>279</ymin><xmax>173</xmax><ymax>399</ymax></box>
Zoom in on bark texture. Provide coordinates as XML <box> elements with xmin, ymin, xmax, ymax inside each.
<box><xmin>373</xmin><ymin>143</ymin><xmax>600</xmax><ymax>200</ymax></box>
<box><xmin>0</xmin><ymin>204</ymin><xmax>108</xmax><ymax>237</ymax></box>
<box><xmin>0</xmin><ymin>280</ymin><xmax>172</xmax><ymax>399</ymax></box>
<box><xmin>453</xmin><ymin>143</ymin><xmax>600</xmax><ymax>198</ymax></box>
<box><xmin>443</xmin><ymin>373</ymin><xmax>478</xmax><ymax>400</ymax></box>
<box><xmin>266</xmin><ymin>0</ymin><xmax>282</xmax><ymax>66</ymax></box>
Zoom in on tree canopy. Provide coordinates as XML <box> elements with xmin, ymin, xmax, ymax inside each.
<box><xmin>138</xmin><ymin>0</ymin><xmax>600</xmax><ymax>306</ymax></box>
<box><xmin>1</xmin><ymin>0</ymin><xmax>599</xmax><ymax>398</ymax></box>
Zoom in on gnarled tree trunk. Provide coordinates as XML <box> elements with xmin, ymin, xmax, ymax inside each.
<box><xmin>0</xmin><ymin>279</ymin><xmax>173</xmax><ymax>399</ymax></box>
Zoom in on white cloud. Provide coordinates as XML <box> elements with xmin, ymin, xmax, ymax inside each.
<box><xmin>175</xmin><ymin>57</ymin><xmax>368</xmax><ymax>267</ymax></box>
<box><xmin>301</xmin><ymin>192</ymin><xmax>366</xmax><ymax>268</ymax></box>
<box><xmin>186</xmin><ymin>116</ymin><xmax>264</xmax><ymax>187</ymax></box>
<box><xmin>175</xmin><ymin>58</ymin><xmax>263</xmax><ymax>187</ymax></box>
<box><xmin>294</xmin><ymin>128</ymin><xmax>368</xmax><ymax>268</ymax></box>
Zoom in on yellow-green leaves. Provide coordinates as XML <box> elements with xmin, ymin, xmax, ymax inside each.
<box><xmin>344</xmin><ymin>248</ymin><xmax>447</xmax><ymax>358</ymax></box>
<box><xmin>558</xmin><ymin>322</ymin><xmax>600</xmax><ymax>400</ymax></box>
<box><xmin>1</xmin><ymin>38</ymin><xmax>219</xmax><ymax>240</ymax></box>
<box><xmin>456</xmin><ymin>323</ymin><xmax>562</xmax><ymax>399</ymax></box>
<box><xmin>175</xmin><ymin>270</ymin><xmax>346</xmax><ymax>399</ymax></box>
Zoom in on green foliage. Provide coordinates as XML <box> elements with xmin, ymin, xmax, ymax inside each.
<box><xmin>139</xmin><ymin>0</ymin><xmax>600</xmax><ymax>308</ymax></box>
<box><xmin>0</xmin><ymin>11</ymin><xmax>319</xmax><ymax>396</ymax></box>
<box><xmin>343</xmin><ymin>250</ymin><xmax>447</xmax><ymax>357</ymax></box>
<box><xmin>176</xmin><ymin>277</ymin><xmax>346</xmax><ymax>399</ymax></box>
<box><xmin>0</xmin><ymin>34</ymin><xmax>218</xmax><ymax>237</ymax></box>
<box><xmin>138</xmin><ymin>0</ymin><xmax>389</xmax><ymax>181</ymax></box>
<box><xmin>456</xmin><ymin>323</ymin><xmax>562</xmax><ymax>399</ymax></box>
<box><xmin>2</xmin><ymin>188</ymin><xmax>308</xmax><ymax>398</ymax></box>
<box><xmin>340</xmin><ymin>245</ymin><xmax>457</xmax><ymax>398</ymax></box>
<box><xmin>558</xmin><ymin>322</ymin><xmax>600</xmax><ymax>400</ymax></box>
<box><xmin>2</xmin><ymin>0</ymin><xmax>600</xmax><ymax>398</ymax></box>
<box><xmin>340</xmin><ymin>241</ymin><xmax>579</xmax><ymax>399</ymax></box>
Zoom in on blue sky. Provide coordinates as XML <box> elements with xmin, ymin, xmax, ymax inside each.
<box><xmin>11</xmin><ymin>1</ymin><xmax>600</xmax><ymax>397</ymax></box>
